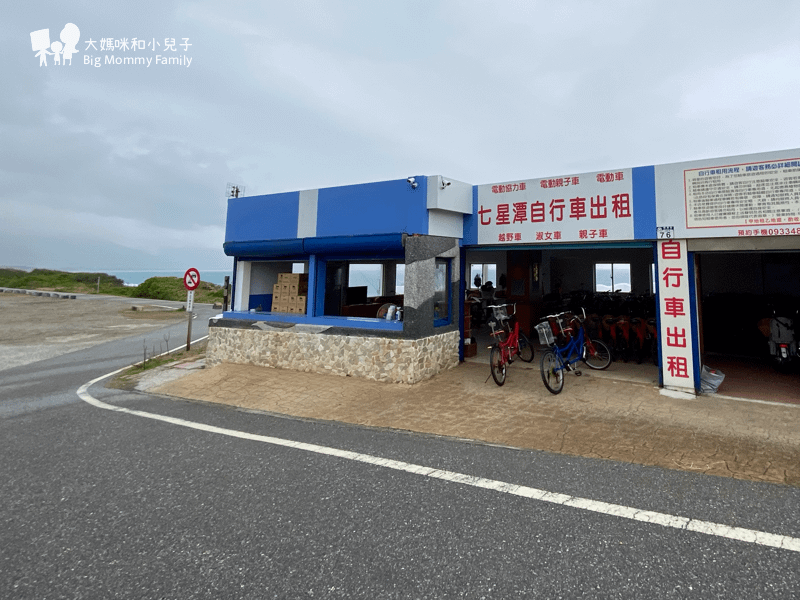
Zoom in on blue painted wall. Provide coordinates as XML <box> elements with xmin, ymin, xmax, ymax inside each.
<box><xmin>632</xmin><ymin>166</ymin><xmax>657</xmax><ymax>240</ymax></box>
<box><xmin>224</xmin><ymin>169</ymin><xmax>658</xmax><ymax>249</ymax></box>
<box><xmin>225</xmin><ymin>179</ymin><xmax>429</xmax><ymax>245</ymax></box>
<box><xmin>316</xmin><ymin>178</ymin><xmax>428</xmax><ymax>237</ymax></box>
<box><xmin>226</xmin><ymin>192</ymin><xmax>300</xmax><ymax>243</ymax></box>
<box><xmin>462</xmin><ymin>186</ymin><xmax>479</xmax><ymax>245</ymax></box>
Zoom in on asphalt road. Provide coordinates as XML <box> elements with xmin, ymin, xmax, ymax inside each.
<box><xmin>1</xmin><ymin>298</ymin><xmax>799</xmax><ymax>598</ymax></box>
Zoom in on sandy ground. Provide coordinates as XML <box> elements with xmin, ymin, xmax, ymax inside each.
<box><xmin>0</xmin><ymin>293</ymin><xmax>186</xmax><ymax>372</ymax></box>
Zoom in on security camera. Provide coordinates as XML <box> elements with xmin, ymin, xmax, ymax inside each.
<box><xmin>407</xmin><ymin>177</ymin><xmax>415</xmax><ymax>184</ymax></box>
<box><xmin>441</xmin><ymin>179</ymin><xmax>451</xmax><ymax>189</ymax></box>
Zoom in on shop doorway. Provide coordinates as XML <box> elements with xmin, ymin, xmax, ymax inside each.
<box><xmin>696</xmin><ymin>249</ymin><xmax>800</xmax><ymax>403</ymax></box>
<box><xmin>464</xmin><ymin>245</ymin><xmax>660</xmax><ymax>387</ymax></box>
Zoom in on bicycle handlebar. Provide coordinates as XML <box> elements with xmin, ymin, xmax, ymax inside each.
<box><xmin>487</xmin><ymin>303</ymin><xmax>517</xmax><ymax>316</ymax></box>
<box><xmin>543</xmin><ymin>307</ymin><xmax>587</xmax><ymax>321</ymax></box>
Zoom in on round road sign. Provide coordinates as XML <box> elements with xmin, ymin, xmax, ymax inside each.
<box><xmin>184</xmin><ymin>268</ymin><xmax>200</xmax><ymax>291</ymax></box>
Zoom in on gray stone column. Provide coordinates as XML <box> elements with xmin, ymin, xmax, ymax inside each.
<box><xmin>403</xmin><ymin>234</ymin><xmax>460</xmax><ymax>339</ymax></box>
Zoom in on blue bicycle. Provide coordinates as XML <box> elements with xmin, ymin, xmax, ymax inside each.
<box><xmin>535</xmin><ymin>309</ymin><xmax>612</xmax><ymax>394</ymax></box>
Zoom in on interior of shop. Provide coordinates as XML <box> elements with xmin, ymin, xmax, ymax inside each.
<box><xmin>696</xmin><ymin>250</ymin><xmax>800</xmax><ymax>402</ymax></box>
<box><xmin>464</xmin><ymin>246</ymin><xmax>658</xmax><ymax>378</ymax></box>
<box><xmin>465</xmin><ymin>246</ymin><xmax>800</xmax><ymax>402</ymax></box>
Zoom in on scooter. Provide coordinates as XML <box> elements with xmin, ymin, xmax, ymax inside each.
<box><xmin>767</xmin><ymin>314</ymin><xmax>797</xmax><ymax>372</ymax></box>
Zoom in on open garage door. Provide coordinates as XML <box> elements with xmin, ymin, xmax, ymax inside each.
<box><xmin>696</xmin><ymin>247</ymin><xmax>800</xmax><ymax>402</ymax></box>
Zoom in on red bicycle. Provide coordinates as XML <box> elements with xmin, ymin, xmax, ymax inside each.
<box><xmin>488</xmin><ymin>303</ymin><xmax>535</xmax><ymax>386</ymax></box>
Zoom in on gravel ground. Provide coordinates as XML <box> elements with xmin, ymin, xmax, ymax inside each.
<box><xmin>0</xmin><ymin>293</ymin><xmax>187</xmax><ymax>372</ymax></box>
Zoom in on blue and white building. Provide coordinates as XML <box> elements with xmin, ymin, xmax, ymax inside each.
<box><xmin>210</xmin><ymin>148</ymin><xmax>800</xmax><ymax>394</ymax></box>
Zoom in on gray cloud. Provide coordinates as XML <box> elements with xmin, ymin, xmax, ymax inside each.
<box><xmin>3</xmin><ymin>0</ymin><xmax>800</xmax><ymax>271</ymax></box>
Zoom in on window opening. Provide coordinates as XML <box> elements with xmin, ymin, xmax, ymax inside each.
<box><xmin>395</xmin><ymin>264</ymin><xmax>405</xmax><ymax>294</ymax></box>
<box><xmin>348</xmin><ymin>263</ymin><xmax>383</xmax><ymax>297</ymax></box>
<box><xmin>650</xmin><ymin>263</ymin><xmax>656</xmax><ymax>294</ymax></box>
<box><xmin>470</xmin><ymin>263</ymin><xmax>497</xmax><ymax>288</ymax></box>
<box><xmin>595</xmin><ymin>263</ymin><xmax>631</xmax><ymax>293</ymax></box>
<box><xmin>434</xmin><ymin>259</ymin><xmax>451</xmax><ymax>325</ymax></box>
<box><xmin>244</xmin><ymin>260</ymin><xmax>308</xmax><ymax>313</ymax></box>
<box><xmin>323</xmin><ymin>260</ymin><xmax>404</xmax><ymax>319</ymax></box>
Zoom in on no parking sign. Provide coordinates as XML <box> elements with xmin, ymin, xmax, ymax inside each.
<box><xmin>184</xmin><ymin>268</ymin><xmax>200</xmax><ymax>291</ymax></box>
<box><xmin>183</xmin><ymin>268</ymin><xmax>200</xmax><ymax>350</ymax></box>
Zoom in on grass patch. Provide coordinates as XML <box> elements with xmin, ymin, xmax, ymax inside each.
<box><xmin>110</xmin><ymin>339</ymin><xmax>208</xmax><ymax>390</ymax></box>
<box><xmin>0</xmin><ymin>268</ymin><xmax>225</xmax><ymax>303</ymax></box>
<box><xmin>0</xmin><ymin>268</ymin><xmax>125</xmax><ymax>294</ymax></box>
<box><xmin>126</xmin><ymin>277</ymin><xmax>224</xmax><ymax>304</ymax></box>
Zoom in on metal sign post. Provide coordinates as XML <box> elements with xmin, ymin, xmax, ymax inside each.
<box><xmin>183</xmin><ymin>268</ymin><xmax>200</xmax><ymax>351</ymax></box>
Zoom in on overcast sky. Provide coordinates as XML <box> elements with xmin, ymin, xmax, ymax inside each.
<box><xmin>4</xmin><ymin>1</ymin><xmax>799</xmax><ymax>272</ymax></box>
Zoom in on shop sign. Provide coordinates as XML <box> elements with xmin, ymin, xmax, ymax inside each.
<box><xmin>476</xmin><ymin>169</ymin><xmax>634</xmax><ymax>244</ymax></box>
<box><xmin>655</xmin><ymin>149</ymin><xmax>800</xmax><ymax>239</ymax></box>
<box><xmin>656</xmin><ymin>239</ymin><xmax>695</xmax><ymax>391</ymax></box>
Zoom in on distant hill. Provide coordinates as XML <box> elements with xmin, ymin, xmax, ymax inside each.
<box><xmin>0</xmin><ymin>268</ymin><xmax>224</xmax><ymax>304</ymax></box>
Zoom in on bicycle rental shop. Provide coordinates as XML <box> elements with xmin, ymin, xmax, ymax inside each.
<box><xmin>212</xmin><ymin>147</ymin><xmax>800</xmax><ymax>401</ymax></box>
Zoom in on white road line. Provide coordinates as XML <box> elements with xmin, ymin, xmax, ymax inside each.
<box><xmin>77</xmin><ymin>364</ymin><xmax>800</xmax><ymax>554</ymax></box>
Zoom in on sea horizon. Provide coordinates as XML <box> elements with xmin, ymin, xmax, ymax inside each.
<box><xmin>0</xmin><ymin>267</ymin><xmax>234</xmax><ymax>287</ymax></box>
<box><xmin>105</xmin><ymin>270</ymin><xmax>233</xmax><ymax>286</ymax></box>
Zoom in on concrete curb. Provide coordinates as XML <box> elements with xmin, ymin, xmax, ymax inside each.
<box><xmin>0</xmin><ymin>287</ymin><xmax>77</xmax><ymax>299</ymax></box>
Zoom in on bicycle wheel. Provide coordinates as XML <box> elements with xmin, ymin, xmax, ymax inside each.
<box><xmin>517</xmin><ymin>333</ymin><xmax>534</xmax><ymax>363</ymax></box>
<box><xmin>582</xmin><ymin>339</ymin><xmax>611</xmax><ymax>370</ymax></box>
<box><xmin>540</xmin><ymin>350</ymin><xmax>564</xmax><ymax>394</ymax></box>
<box><xmin>490</xmin><ymin>345</ymin><xmax>506</xmax><ymax>386</ymax></box>
<box><xmin>618</xmin><ymin>339</ymin><xmax>630</xmax><ymax>363</ymax></box>
<box><xmin>632</xmin><ymin>337</ymin><xmax>643</xmax><ymax>364</ymax></box>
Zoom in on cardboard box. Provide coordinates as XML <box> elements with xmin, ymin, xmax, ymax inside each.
<box><xmin>280</xmin><ymin>273</ymin><xmax>308</xmax><ymax>285</ymax></box>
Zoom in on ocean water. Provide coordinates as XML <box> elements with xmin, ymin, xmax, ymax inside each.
<box><xmin>106</xmin><ymin>270</ymin><xmax>232</xmax><ymax>287</ymax></box>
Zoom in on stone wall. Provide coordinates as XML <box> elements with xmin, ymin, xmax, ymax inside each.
<box><xmin>207</xmin><ymin>326</ymin><xmax>460</xmax><ymax>384</ymax></box>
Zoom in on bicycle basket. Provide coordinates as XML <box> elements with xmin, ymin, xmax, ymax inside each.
<box><xmin>491</xmin><ymin>305</ymin><xmax>509</xmax><ymax>321</ymax></box>
<box><xmin>535</xmin><ymin>321</ymin><xmax>555</xmax><ymax>345</ymax></box>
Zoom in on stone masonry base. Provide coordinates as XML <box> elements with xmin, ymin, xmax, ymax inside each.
<box><xmin>207</xmin><ymin>327</ymin><xmax>460</xmax><ymax>384</ymax></box>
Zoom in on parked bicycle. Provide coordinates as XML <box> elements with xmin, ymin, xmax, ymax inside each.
<box><xmin>487</xmin><ymin>303</ymin><xmax>535</xmax><ymax>386</ymax></box>
<box><xmin>536</xmin><ymin>308</ymin><xmax>612</xmax><ymax>394</ymax></box>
